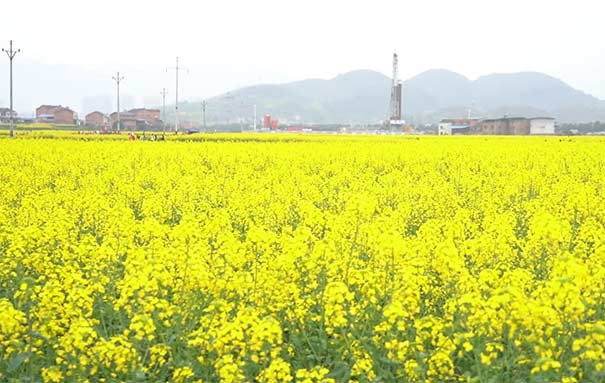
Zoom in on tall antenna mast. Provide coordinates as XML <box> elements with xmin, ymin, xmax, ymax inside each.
<box><xmin>2</xmin><ymin>40</ymin><xmax>21</xmax><ymax>138</ymax></box>
<box><xmin>112</xmin><ymin>72</ymin><xmax>124</xmax><ymax>132</ymax></box>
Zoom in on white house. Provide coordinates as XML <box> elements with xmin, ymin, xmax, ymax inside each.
<box><xmin>438</xmin><ymin>122</ymin><xmax>471</xmax><ymax>135</ymax></box>
<box><xmin>438</xmin><ymin>122</ymin><xmax>452</xmax><ymax>135</ymax></box>
<box><xmin>529</xmin><ymin>117</ymin><xmax>555</xmax><ymax>135</ymax></box>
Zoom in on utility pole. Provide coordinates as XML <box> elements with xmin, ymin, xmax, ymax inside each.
<box><xmin>112</xmin><ymin>72</ymin><xmax>124</xmax><ymax>132</ymax></box>
<box><xmin>167</xmin><ymin>57</ymin><xmax>187</xmax><ymax>133</ymax></box>
<box><xmin>2</xmin><ymin>40</ymin><xmax>21</xmax><ymax>138</ymax></box>
<box><xmin>202</xmin><ymin>100</ymin><xmax>206</xmax><ymax>132</ymax></box>
<box><xmin>253</xmin><ymin>104</ymin><xmax>257</xmax><ymax>131</ymax></box>
<box><xmin>160</xmin><ymin>88</ymin><xmax>168</xmax><ymax>134</ymax></box>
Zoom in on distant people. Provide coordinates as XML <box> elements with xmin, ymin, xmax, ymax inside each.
<box><xmin>128</xmin><ymin>132</ymin><xmax>136</xmax><ymax>141</ymax></box>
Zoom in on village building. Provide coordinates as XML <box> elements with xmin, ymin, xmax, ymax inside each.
<box><xmin>0</xmin><ymin>108</ymin><xmax>17</xmax><ymax>122</ymax></box>
<box><xmin>35</xmin><ymin>105</ymin><xmax>76</xmax><ymax>124</ymax></box>
<box><xmin>129</xmin><ymin>108</ymin><xmax>161</xmax><ymax>125</ymax></box>
<box><xmin>108</xmin><ymin>108</ymin><xmax>163</xmax><ymax>131</ymax></box>
<box><xmin>439</xmin><ymin>116</ymin><xmax>556</xmax><ymax>135</ymax></box>
<box><xmin>85</xmin><ymin>111</ymin><xmax>109</xmax><ymax>128</ymax></box>
<box><xmin>438</xmin><ymin>118</ymin><xmax>480</xmax><ymax>135</ymax></box>
<box><xmin>438</xmin><ymin>124</ymin><xmax>471</xmax><ymax>135</ymax></box>
<box><xmin>35</xmin><ymin>105</ymin><xmax>58</xmax><ymax>118</ymax></box>
<box><xmin>477</xmin><ymin>117</ymin><xmax>531</xmax><ymax>135</ymax></box>
<box><xmin>529</xmin><ymin>117</ymin><xmax>556</xmax><ymax>135</ymax></box>
<box><xmin>0</xmin><ymin>107</ymin><xmax>16</xmax><ymax>117</ymax></box>
<box><xmin>54</xmin><ymin>108</ymin><xmax>77</xmax><ymax>124</ymax></box>
<box><xmin>109</xmin><ymin>112</ymin><xmax>137</xmax><ymax>131</ymax></box>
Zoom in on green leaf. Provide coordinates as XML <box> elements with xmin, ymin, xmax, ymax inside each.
<box><xmin>327</xmin><ymin>361</ymin><xmax>351</xmax><ymax>381</ymax></box>
<box><xmin>30</xmin><ymin>331</ymin><xmax>49</xmax><ymax>342</ymax></box>
<box><xmin>7</xmin><ymin>352</ymin><xmax>31</xmax><ymax>373</ymax></box>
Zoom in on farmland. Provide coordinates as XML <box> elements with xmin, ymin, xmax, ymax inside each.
<box><xmin>1</xmin><ymin>134</ymin><xmax>605</xmax><ymax>382</ymax></box>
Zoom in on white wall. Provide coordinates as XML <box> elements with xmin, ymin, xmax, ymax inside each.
<box><xmin>530</xmin><ymin>119</ymin><xmax>555</xmax><ymax>135</ymax></box>
<box><xmin>438</xmin><ymin>122</ymin><xmax>452</xmax><ymax>135</ymax></box>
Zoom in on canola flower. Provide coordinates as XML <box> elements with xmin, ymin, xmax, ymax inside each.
<box><xmin>0</xmin><ymin>133</ymin><xmax>604</xmax><ymax>382</ymax></box>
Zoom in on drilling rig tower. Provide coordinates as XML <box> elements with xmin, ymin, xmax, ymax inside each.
<box><xmin>388</xmin><ymin>53</ymin><xmax>405</xmax><ymax>129</ymax></box>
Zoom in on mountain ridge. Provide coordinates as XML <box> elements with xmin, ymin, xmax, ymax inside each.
<box><xmin>175</xmin><ymin>69</ymin><xmax>605</xmax><ymax>124</ymax></box>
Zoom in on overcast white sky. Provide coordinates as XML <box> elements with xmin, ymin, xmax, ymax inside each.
<box><xmin>2</xmin><ymin>0</ymin><xmax>605</xmax><ymax>113</ymax></box>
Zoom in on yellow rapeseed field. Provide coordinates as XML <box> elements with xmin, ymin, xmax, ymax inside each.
<box><xmin>1</xmin><ymin>134</ymin><xmax>604</xmax><ymax>382</ymax></box>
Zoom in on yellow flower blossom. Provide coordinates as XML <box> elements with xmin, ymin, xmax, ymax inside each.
<box><xmin>1</xmin><ymin>134</ymin><xmax>605</xmax><ymax>381</ymax></box>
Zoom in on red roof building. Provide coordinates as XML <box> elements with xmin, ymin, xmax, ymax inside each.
<box><xmin>85</xmin><ymin>111</ymin><xmax>109</xmax><ymax>128</ymax></box>
<box><xmin>36</xmin><ymin>105</ymin><xmax>76</xmax><ymax>124</ymax></box>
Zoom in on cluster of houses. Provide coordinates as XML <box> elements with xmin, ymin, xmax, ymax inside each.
<box><xmin>85</xmin><ymin>108</ymin><xmax>163</xmax><ymax>131</ymax></box>
<box><xmin>2</xmin><ymin>106</ymin><xmax>558</xmax><ymax>136</ymax></box>
<box><xmin>1</xmin><ymin>105</ymin><xmax>163</xmax><ymax>131</ymax></box>
<box><xmin>438</xmin><ymin>117</ymin><xmax>556</xmax><ymax>135</ymax></box>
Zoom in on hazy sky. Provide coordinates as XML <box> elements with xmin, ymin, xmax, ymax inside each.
<box><xmin>2</xmin><ymin>0</ymin><xmax>605</xmax><ymax>114</ymax></box>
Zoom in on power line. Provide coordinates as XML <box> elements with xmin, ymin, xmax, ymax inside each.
<box><xmin>112</xmin><ymin>72</ymin><xmax>124</xmax><ymax>132</ymax></box>
<box><xmin>2</xmin><ymin>40</ymin><xmax>21</xmax><ymax>138</ymax></box>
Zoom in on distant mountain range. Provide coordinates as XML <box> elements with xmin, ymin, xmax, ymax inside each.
<box><xmin>176</xmin><ymin>69</ymin><xmax>605</xmax><ymax>124</ymax></box>
<box><xmin>3</xmin><ymin>61</ymin><xmax>604</xmax><ymax>124</ymax></box>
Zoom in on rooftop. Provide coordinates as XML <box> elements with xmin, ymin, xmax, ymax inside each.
<box><xmin>129</xmin><ymin>108</ymin><xmax>160</xmax><ymax>113</ymax></box>
<box><xmin>482</xmin><ymin>117</ymin><xmax>527</xmax><ymax>122</ymax></box>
